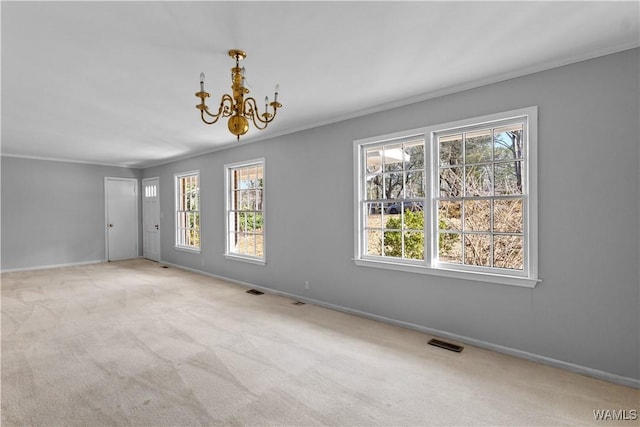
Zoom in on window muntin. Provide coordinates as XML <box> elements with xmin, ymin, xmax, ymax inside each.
<box><xmin>355</xmin><ymin>107</ymin><xmax>537</xmax><ymax>285</ymax></box>
<box><xmin>175</xmin><ymin>171</ymin><xmax>200</xmax><ymax>250</ymax></box>
<box><xmin>225</xmin><ymin>159</ymin><xmax>265</xmax><ymax>262</ymax></box>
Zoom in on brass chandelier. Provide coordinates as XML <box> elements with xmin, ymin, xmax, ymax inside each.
<box><xmin>195</xmin><ymin>49</ymin><xmax>282</xmax><ymax>140</ymax></box>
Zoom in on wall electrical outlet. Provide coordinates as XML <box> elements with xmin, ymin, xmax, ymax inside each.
<box><xmin>304</xmin><ymin>280</ymin><xmax>310</xmax><ymax>290</ymax></box>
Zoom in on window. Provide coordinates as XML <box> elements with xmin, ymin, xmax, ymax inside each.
<box><xmin>362</xmin><ymin>137</ymin><xmax>426</xmax><ymax>261</ymax></box>
<box><xmin>144</xmin><ymin>183</ymin><xmax>157</xmax><ymax>198</ymax></box>
<box><xmin>225</xmin><ymin>159</ymin><xmax>265</xmax><ymax>264</ymax></box>
<box><xmin>175</xmin><ymin>171</ymin><xmax>200</xmax><ymax>251</ymax></box>
<box><xmin>354</xmin><ymin>107</ymin><xmax>538</xmax><ymax>287</ymax></box>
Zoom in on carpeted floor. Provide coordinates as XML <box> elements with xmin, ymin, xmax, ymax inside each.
<box><xmin>1</xmin><ymin>259</ymin><xmax>638</xmax><ymax>426</ymax></box>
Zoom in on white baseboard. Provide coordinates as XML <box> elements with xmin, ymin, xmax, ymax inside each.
<box><xmin>0</xmin><ymin>259</ymin><xmax>107</xmax><ymax>274</ymax></box>
<box><xmin>164</xmin><ymin>260</ymin><xmax>640</xmax><ymax>390</ymax></box>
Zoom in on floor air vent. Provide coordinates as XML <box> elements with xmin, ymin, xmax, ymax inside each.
<box><xmin>428</xmin><ymin>338</ymin><xmax>464</xmax><ymax>353</ymax></box>
<box><xmin>246</xmin><ymin>289</ymin><xmax>264</xmax><ymax>295</ymax></box>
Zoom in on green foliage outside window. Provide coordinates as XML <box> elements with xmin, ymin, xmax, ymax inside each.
<box><xmin>384</xmin><ymin>210</ymin><xmax>424</xmax><ymax>259</ymax></box>
<box><xmin>237</xmin><ymin>212</ymin><xmax>264</xmax><ymax>232</ymax></box>
<box><xmin>383</xmin><ymin>211</ymin><xmax>459</xmax><ymax>260</ymax></box>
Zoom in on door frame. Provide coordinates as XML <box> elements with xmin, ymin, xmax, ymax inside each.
<box><xmin>104</xmin><ymin>177</ymin><xmax>140</xmax><ymax>261</ymax></box>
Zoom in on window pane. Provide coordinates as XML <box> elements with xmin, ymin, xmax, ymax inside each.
<box><xmin>401</xmin><ymin>208</ymin><xmax>424</xmax><ymax>231</ymax></box>
<box><xmin>439</xmin><ymin>134</ymin><xmax>463</xmax><ymax>166</ymax></box>
<box><xmin>365</xmin><ymin>203</ymin><xmax>382</xmax><ymax>228</ymax></box>
<box><xmin>366</xmin><ymin>148</ymin><xmax>383</xmax><ymax>174</ymax></box>
<box><xmin>239</xmin><ymin>190</ymin><xmax>251</xmax><ymax>210</ymax></box>
<box><xmin>239</xmin><ymin>212</ymin><xmax>254</xmax><ymax>232</ymax></box>
<box><xmin>465</xmin><ymin>164</ymin><xmax>493</xmax><ymax>196</ymax></box>
<box><xmin>494</xmin><ymin>199</ymin><xmax>523</xmax><ymax>233</ymax></box>
<box><xmin>366</xmin><ymin>175</ymin><xmax>384</xmax><ymax>200</ymax></box>
<box><xmin>254</xmin><ymin>213</ymin><xmax>264</xmax><ymax>231</ymax></box>
<box><xmin>384</xmin><ymin>173</ymin><xmax>404</xmax><ymax>199</ymax></box>
<box><xmin>251</xmin><ymin>212</ymin><xmax>260</xmax><ymax>232</ymax></box>
<box><xmin>494</xmin><ymin>124</ymin><xmax>523</xmax><ymax>161</ymax></box>
<box><xmin>464</xmin><ymin>200</ymin><xmax>490</xmax><ymax>232</ymax></box>
<box><xmin>439</xmin><ymin>232</ymin><xmax>462</xmax><ymax>264</ymax></box>
<box><xmin>242</xmin><ymin>232</ymin><xmax>253</xmax><ymax>255</ymax></box>
<box><xmin>366</xmin><ymin>230</ymin><xmax>382</xmax><ymax>256</ymax></box>
<box><xmin>464</xmin><ymin>234</ymin><xmax>491</xmax><ymax>267</ymax></box>
<box><xmin>383</xmin><ymin>144</ymin><xmax>405</xmax><ymax>172</ymax></box>
<box><xmin>405</xmin><ymin>171</ymin><xmax>424</xmax><ymax>198</ymax></box>
<box><xmin>439</xmin><ymin>167</ymin><xmax>463</xmax><ymax>198</ymax></box>
<box><xmin>493</xmin><ymin>235</ymin><xmax>524</xmax><ymax>270</ymax></box>
<box><xmin>189</xmin><ymin>229</ymin><xmax>199</xmax><ymax>247</ymax></box>
<box><xmin>383</xmin><ymin>231</ymin><xmax>402</xmax><ymax>257</ymax></box>
<box><xmin>251</xmin><ymin>190</ymin><xmax>259</xmax><ymax>209</ymax></box>
<box><xmin>384</xmin><ymin>202</ymin><xmax>403</xmax><ymax>218</ymax></box>
<box><xmin>193</xmin><ymin>212</ymin><xmax>200</xmax><ymax>230</ymax></box>
<box><xmin>494</xmin><ymin>161</ymin><xmax>523</xmax><ymax>195</ymax></box>
<box><xmin>236</xmin><ymin>232</ymin><xmax>248</xmax><ymax>254</ymax></box>
<box><xmin>405</xmin><ymin>140</ymin><xmax>424</xmax><ymax>170</ymax></box>
<box><xmin>255</xmin><ymin>235</ymin><xmax>264</xmax><ymax>258</ymax></box>
<box><xmin>192</xmin><ymin>192</ymin><xmax>199</xmax><ymax>211</ymax></box>
<box><xmin>465</xmin><ymin>129</ymin><xmax>492</xmax><ymax>163</ymax></box>
<box><xmin>438</xmin><ymin>201</ymin><xmax>461</xmax><ymax>231</ymax></box>
<box><xmin>256</xmin><ymin>189</ymin><xmax>263</xmax><ymax>210</ymax></box>
<box><xmin>404</xmin><ymin>231</ymin><xmax>424</xmax><ymax>260</ymax></box>
<box><xmin>239</xmin><ymin>170</ymin><xmax>250</xmax><ymax>189</ymax></box>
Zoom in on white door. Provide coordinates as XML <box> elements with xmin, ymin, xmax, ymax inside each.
<box><xmin>142</xmin><ymin>177</ymin><xmax>161</xmax><ymax>262</ymax></box>
<box><xmin>105</xmin><ymin>178</ymin><xmax>139</xmax><ymax>261</ymax></box>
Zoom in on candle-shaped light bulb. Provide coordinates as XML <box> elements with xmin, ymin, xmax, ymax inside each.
<box><xmin>265</xmin><ymin>96</ymin><xmax>269</xmax><ymax>110</ymax></box>
<box><xmin>241</xmin><ymin>67</ymin><xmax>246</xmax><ymax>76</ymax></box>
<box><xmin>199</xmin><ymin>72</ymin><xmax>205</xmax><ymax>92</ymax></box>
<box><xmin>274</xmin><ymin>83</ymin><xmax>279</xmax><ymax>103</ymax></box>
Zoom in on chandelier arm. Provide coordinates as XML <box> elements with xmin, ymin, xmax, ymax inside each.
<box><xmin>243</xmin><ymin>97</ymin><xmax>276</xmax><ymax>129</ymax></box>
<box><xmin>243</xmin><ymin>98</ymin><xmax>266</xmax><ymax>129</ymax></box>
<box><xmin>200</xmin><ymin>109</ymin><xmax>221</xmax><ymax>125</ymax></box>
<box><xmin>202</xmin><ymin>94</ymin><xmax>234</xmax><ymax>121</ymax></box>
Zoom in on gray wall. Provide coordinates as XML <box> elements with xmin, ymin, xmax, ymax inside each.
<box><xmin>144</xmin><ymin>49</ymin><xmax>639</xmax><ymax>382</ymax></box>
<box><xmin>1</xmin><ymin>157</ymin><xmax>141</xmax><ymax>270</ymax></box>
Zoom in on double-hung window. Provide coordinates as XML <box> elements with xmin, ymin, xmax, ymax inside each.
<box><xmin>354</xmin><ymin>107</ymin><xmax>538</xmax><ymax>287</ymax></box>
<box><xmin>175</xmin><ymin>171</ymin><xmax>200</xmax><ymax>251</ymax></box>
<box><xmin>225</xmin><ymin>159</ymin><xmax>265</xmax><ymax>264</ymax></box>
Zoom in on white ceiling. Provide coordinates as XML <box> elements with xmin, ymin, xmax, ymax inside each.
<box><xmin>2</xmin><ymin>1</ymin><xmax>638</xmax><ymax>168</ymax></box>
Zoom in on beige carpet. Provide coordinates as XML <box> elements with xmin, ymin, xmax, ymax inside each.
<box><xmin>1</xmin><ymin>259</ymin><xmax>638</xmax><ymax>426</ymax></box>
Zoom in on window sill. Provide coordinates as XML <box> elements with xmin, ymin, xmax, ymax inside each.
<box><xmin>224</xmin><ymin>254</ymin><xmax>266</xmax><ymax>266</ymax></box>
<box><xmin>353</xmin><ymin>258</ymin><xmax>540</xmax><ymax>288</ymax></box>
<box><xmin>174</xmin><ymin>245</ymin><xmax>201</xmax><ymax>254</ymax></box>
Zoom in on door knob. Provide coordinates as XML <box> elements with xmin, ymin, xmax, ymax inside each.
<box><xmin>154</xmin><ymin>224</ymin><xmax>159</xmax><ymax>230</ymax></box>
<box><xmin>108</xmin><ymin>224</ymin><xmax>114</xmax><ymax>228</ymax></box>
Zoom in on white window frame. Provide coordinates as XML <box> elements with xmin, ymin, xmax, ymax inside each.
<box><xmin>175</xmin><ymin>170</ymin><xmax>201</xmax><ymax>253</ymax></box>
<box><xmin>224</xmin><ymin>158</ymin><xmax>266</xmax><ymax>265</ymax></box>
<box><xmin>353</xmin><ymin>107</ymin><xmax>539</xmax><ymax>288</ymax></box>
